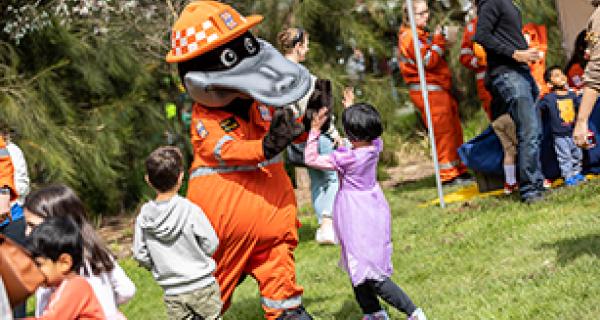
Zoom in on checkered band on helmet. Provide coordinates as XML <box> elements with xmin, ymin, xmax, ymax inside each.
<box><xmin>171</xmin><ymin>20</ymin><xmax>220</xmax><ymax>58</ymax></box>
<box><xmin>165</xmin><ymin>1</ymin><xmax>263</xmax><ymax>63</ymax></box>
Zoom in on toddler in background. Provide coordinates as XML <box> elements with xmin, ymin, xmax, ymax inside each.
<box><xmin>304</xmin><ymin>104</ymin><xmax>426</xmax><ymax>320</ymax></box>
<box><xmin>538</xmin><ymin>66</ymin><xmax>585</xmax><ymax>186</ymax></box>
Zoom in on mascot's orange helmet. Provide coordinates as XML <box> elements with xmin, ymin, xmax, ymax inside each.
<box><xmin>166</xmin><ymin>1</ymin><xmax>263</xmax><ymax>63</ymax></box>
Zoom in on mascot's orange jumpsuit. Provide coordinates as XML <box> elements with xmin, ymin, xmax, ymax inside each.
<box><xmin>522</xmin><ymin>23</ymin><xmax>548</xmax><ymax>96</ymax></box>
<box><xmin>398</xmin><ymin>26</ymin><xmax>467</xmax><ymax>182</ymax></box>
<box><xmin>166</xmin><ymin>2</ymin><xmax>313</xmax><ymax>319</ymax></box>
<box><xmin>460</xmin><ymin>17</ymin><xmax>493</xmax><ymax>120</ymax></box>
<box><xmin>0</xmin><ymin>136</ymin><xmax>16</xmax><ymax>202</ymax></box>
<box><xmin>186</xmin><ymin>102</ymin><xmax>303</xmax><ymax>319</ymax></box>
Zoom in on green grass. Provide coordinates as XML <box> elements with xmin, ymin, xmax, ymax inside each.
<box><xmin>118</xmin><ymin>177</ymin><xmax>600</xmax><ymax>319</ymax></box>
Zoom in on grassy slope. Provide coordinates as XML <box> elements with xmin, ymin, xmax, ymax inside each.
<box><xmin>119</xmin><ymin>175</ymin><xmax>600</xmax><ymax>319</ymax></box>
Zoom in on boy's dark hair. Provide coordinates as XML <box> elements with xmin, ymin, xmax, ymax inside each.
<box><xmin>342</xmin><ymin>103</ymin><xmax>383</xmax><ymax>142</ymax></box>
<box><xmin>27</xmin><ymin>216</ymin><xmax>83</xmax><ymax>272</ymax></box>
<box><xmin>544</xmin><ymin>65</ymin><xmax>563</xmax><ymax>84</ymax></box>
<box><xmin>145</xmin><ymin>146</ymin><xmax>183</xmax><ymax>192</ymax></box>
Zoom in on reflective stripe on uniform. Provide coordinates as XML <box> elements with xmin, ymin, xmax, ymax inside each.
<box><xmin>439</xmin><ymin>160</ymin><xmax>461</xmax><ymax>170</ymax></box>
<box><xmin>423</xmin><ymin>51</ymin><xmax>432</xmax><ymax>66</ymax></box>
<box><xmin>0</xmin><ymin>148</ymin><xmax>9</xmax><ymax>157</ymax></box>
<box><xmin>470</xmin><ymin>57</ymin><xmax>479</xmax><ymax>69</ymax></box>
<box><xmin>399</xmin><ymin>55</ymin><xmax>415</xmax><ymax>65</ymax></box>
<box><xmin>476</xmin><ymin>71</ymin><xmax>486</xmax><ymax>80</ymax></box>
<box><xmin>189</xmin><ymin>154</ymin><xmax>283</xmax><ymax>178</ymax></box>
<box><xmin>460</xmin><ymin>48</ymin><xmax>474</xmax><ymax>56</ymax></box>
<box><xmin>431</xmin><ymin>44</ymin><xmax>444</xmax><ymax>56</ymax></box>
<box><xmin>261</xmin><ymin>295</ymin><xmax>302</xmax><ymax>310</ymax></box>
<box><xmin>408</xmin><ymin>84</ymin><xmax>443</xmax><ymax>92</ymax></box>
<box><xmin>214</xmin><ymin>135</ymin><xmax>234</xmax><ymax>166</ymax></box>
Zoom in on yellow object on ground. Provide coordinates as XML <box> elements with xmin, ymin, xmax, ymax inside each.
<box><xmin>420</xmin><ymin>183</ymin><xmax>503</xmax><ymax>207</ymax></box>
<box><xmin>420</xmin><ymin>174</ymin><xmax>598</xmax><ymax>207</ymax></box>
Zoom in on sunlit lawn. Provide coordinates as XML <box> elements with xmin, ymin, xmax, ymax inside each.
<box><xmin>117</xmin><ymin>177</ymin><xmax>600</xmax><ymax>319</ymax></box>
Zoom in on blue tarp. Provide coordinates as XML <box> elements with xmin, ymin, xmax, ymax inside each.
<box><xmin>459</xmin><ymin>99</ymin><xmax>600</xmax><ymax>178</ymax></box>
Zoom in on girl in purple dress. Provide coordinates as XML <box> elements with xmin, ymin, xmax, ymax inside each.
<box><xmin>304</xmin><ymin>104</ymin><xmax>427</xmax><ymax>320</ymax></box>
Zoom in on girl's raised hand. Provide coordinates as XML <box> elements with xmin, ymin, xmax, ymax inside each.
<box><xmin>311</xmin><ymin>107</ymin><xmax>329</xmax><ymax>131</ymax></box>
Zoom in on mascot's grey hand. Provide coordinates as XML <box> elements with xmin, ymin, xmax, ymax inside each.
<box><xmin>263</xmin><ymin>107</ymin><xmax>304</xmax><ymax>160</ymax></box>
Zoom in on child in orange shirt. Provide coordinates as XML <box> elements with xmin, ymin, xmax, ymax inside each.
<box><xmin>26</xmin><ymin>216</ymin><xmax>105</xmax><ymax>319</ymax></box>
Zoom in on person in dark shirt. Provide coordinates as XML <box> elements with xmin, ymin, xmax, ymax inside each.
<box><xmin>538</xmin><ymin>66</ymin><xmax>585</xmax><ymax>186</ymax></box>
<box><xmin>472</xmin><ymin>0</ymin><xmax>545</xmax><ymax>203</ymax></box>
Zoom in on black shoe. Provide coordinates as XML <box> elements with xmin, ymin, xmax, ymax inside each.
<box><xmin>442</xmin><ymin>174</ymin><xmax>474</xmax><ymax>187</ymax></box>
<box><xmin>457</xmin><ymin>172</ymin><xmax>473</xmax><ymax>180</ymax></box>
<box><xmin>522</xmin><ymin>192</ymin><xmax>544</xmax><ymax>204</ymax></box>
<box><xmin>276</xmin><ymin>305</ymin><xmax>313</xmax><ymax>320</ymax></box>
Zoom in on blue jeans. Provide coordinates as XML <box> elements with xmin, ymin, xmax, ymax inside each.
<box><xmin>490</xmin><ymin>70</ymin><xmax>544</xmax><ymax>199</ymax></box>
<box><xmin>554</xmin><ymin>136</ymin><xmax>583</xmax><ymax>179</ymax></box>
<box><xmin>307</xmin><ymin>134</ymin><xmax>339</xmax><ymax>224</ymax></box>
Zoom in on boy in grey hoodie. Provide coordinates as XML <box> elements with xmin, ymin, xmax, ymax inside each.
<box><xmin>133</xmin><ymin>146</ymin><xmax>221</xmax><ymax>320</ymax></box>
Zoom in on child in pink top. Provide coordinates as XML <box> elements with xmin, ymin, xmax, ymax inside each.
<box><xmin>304</xmin><ymin>104</ymin><xmax>426</xmax><ymax>320</ymax></box>
<box><xmin>26</xmin><ymin>216</ymin><xmax>105</xmax><ymax>320</ymax></box>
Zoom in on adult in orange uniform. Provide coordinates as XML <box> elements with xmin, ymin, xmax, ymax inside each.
<box><xmin>522</xmin><ymin>23</ymin><xmax>548</xmax><ymax>96</ymax></box>
<box><xmin>398</xmin><ymin>0</ymin><xmax>469</xmax><ymax>184</ymax></box>
<box><xmin>566</xmin><ymin>30</ymin><xmax>589</xmax><ymax>92</ymax></box>
<box><xmin>0</xmin><ymin>136</ymin><xmax>16</xmax><ymax>223</ymax></box>
<box><xmin>460</xmin><ymin>15</ymin><xmax>493</xmax><ymax>120</ymax></box>
<box><xmin>166</xmin><ymin>2</ymin><xmax>316</xmax><ymax>319</ymax></box>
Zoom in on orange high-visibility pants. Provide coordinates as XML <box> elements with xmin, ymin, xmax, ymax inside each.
<box><xmin>476</xmin><ymin>74</ymin><xmax>493</xmax><ymax>120</ymax></box>
<box><xmin>409</xmin><ymin>86</ymin><xmax>467</xmax><ymax>181</ymax></box>
<box><xmin>187</xmin><ymin>163</ymin><xmax>303</xmax><ymax>320</ymax></box>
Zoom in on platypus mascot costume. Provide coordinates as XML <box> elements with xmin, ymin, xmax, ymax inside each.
<box><xmin>166</xmin><ymin>2</ymin><xmax>332</xmax><ymax>319</ymax></box>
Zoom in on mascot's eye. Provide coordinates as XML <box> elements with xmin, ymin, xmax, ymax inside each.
<box><xmin>220</xmin><ymin>49</ymin><xmax>238</xmax><ymax>67</ymax></box>
<box><xmin>244</xmin><ymin>37</ymin><xmax>257</xmax><ymax>54</ymax></box>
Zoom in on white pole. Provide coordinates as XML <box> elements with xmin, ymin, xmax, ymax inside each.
<box><xmin>406</xmin><ymin>0</ymin><xmax>446</xmax><ymax>208</ymax></box>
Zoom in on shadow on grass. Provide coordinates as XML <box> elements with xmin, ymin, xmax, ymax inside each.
<box><xmin>540</xmin><ymin>233</ymin><xmax>600</xmax><ymax>266</ymax></box>
<box><xmin>298</xmin><ymin>222</ymin><xmax>318</xmax><ymax>244</ymax></box>
<box><xmin>331</xmin><ymin>299</ymin><xmax>363</xmax><ymax>319</ymax></box>
<box><xmin>389</xmin><ymin>174</ymin><xmax>437</xmax><ymax>193</ymax></box>
<box><xmin>225</xmin><ymin>293</ymin><xmax>333</xmax><ymax>319</ymax></box>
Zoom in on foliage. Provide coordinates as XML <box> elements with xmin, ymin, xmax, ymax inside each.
<box><xmin>0</xmin><ymin>0</ymin><xmax>568</xmax><ymax>214</ymax></box>
<box><xmin>0</xmin><ymin>1</ymin><xmax>180</xmax><ymax>214</ymax></box>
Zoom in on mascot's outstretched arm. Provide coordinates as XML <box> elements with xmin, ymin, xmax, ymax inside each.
<box><xmin>190</xmin><ymin>104</ymin><xmax>304</xmax><ymax>167</ymax></box>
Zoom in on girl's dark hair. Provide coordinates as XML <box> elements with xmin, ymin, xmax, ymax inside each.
<box><xmin>566</xmin><ymin>30</ymin><xmax>588</xmax><ymax>73</ymax></box>
<box><xmin>342</xmin><ymin>103</ymin><xmax>383</xmax><ymax>142</ymax></box>
<box><xmin>24</xmin><ymin>184</ymin><xmax>114</xmax><ymax>275</ymax></box>
<box><xmin>28</xmin><ymin>216</ymin><xmax>83</xmax><ymax>272</ymax></box>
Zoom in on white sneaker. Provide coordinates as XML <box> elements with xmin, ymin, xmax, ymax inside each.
<box><xmin>408</xmin><ymin>308</ymin><xmax>427</xmax><ymax>320</ymax></box>
<box><xmin>315</xmin><ymin>222</ymin><xmax>336</xmax><ymax>245</ymax></box>
<box><xmin>362</xmin><ymin>310</ymin><xmax>390</xmax><ymax>320</ymax></box>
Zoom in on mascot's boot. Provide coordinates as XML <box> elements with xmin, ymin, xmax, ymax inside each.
<box><xmin>275</xmin><ymin>305</ymin><xmax>313</xmax><ymax>320</ymax></box>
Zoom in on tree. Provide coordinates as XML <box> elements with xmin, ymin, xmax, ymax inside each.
<box><xmin>0</xmin><ymin>0</ymin><xmax>565</xmax><ymax>215</ymax></box>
